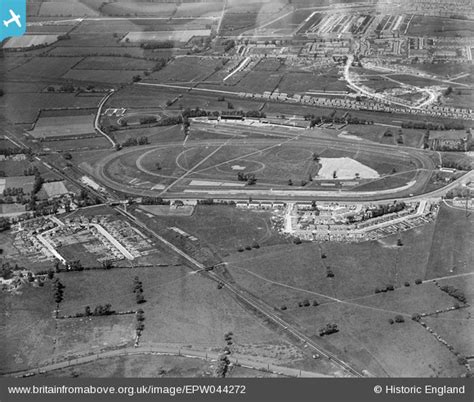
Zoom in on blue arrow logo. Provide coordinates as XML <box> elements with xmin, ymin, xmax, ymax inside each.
<box><xmin>1</xmin><ymin>0</ymin><xmax>26</xmax><ymax>42</ymax></box>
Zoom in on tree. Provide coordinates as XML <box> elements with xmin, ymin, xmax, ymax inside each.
<box><xmin>394</xmin><ymin>315</ymin><xmax>405</xmax><ymax>323</ymax></box>
<box><xmin>85</xmin><ymin>306</ymin><xmax>91</xmax><ymax>316</ymax></box>
<box><xmin>288</xmin><ymin>179</ymin><xmax>293</xmax><ymax>186</ymax></box>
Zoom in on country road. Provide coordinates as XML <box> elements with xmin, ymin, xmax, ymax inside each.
<box><xmin>2</xmin><ymin>345</ymin><xmax>329</xmax><ymax>378</ymax></box>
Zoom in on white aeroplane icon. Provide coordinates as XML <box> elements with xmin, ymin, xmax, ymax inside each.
<box><xmin>3</xmin><ymin>9</ymin><xmax>22</xmax><ymax>28</ymax></box>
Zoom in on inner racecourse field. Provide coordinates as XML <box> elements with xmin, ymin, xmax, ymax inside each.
<box><xmin>94</xmin><ymin>123</ymin><xmax>437</xmax><ymax>201</ymax></box>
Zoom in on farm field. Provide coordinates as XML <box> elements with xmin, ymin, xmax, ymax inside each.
<box><xmin>31</xmin><ymin>115</ymin><xmax>95</xmax><ymax>138</ymax></box>
<box><xmin>407</xmin><ymin>16</ymin><xmax>474</xmax><ymax>37</ymax></box>
<box><xmin>0</xmin><ymin>283</ymin><xmax>57</xmax><ymax>373</ymax></box>
<box><xmin>41</xmin><ymin>136</ymin><xmax>111</xmax><ymax>152</ymax></box>
<box><xmin>74</xmin><ymin>56</ymin><xmax>156</xmax><ymax>71</ymax></box>
<box><xmin>226</xmin><ymin>219</ymin><xmax>435</xmax><ymax>305</ymax></box>
<box><xmin>4</xmin><ymin>35</ymin><xmax>59</xmax><ymax>49</ymax></box>
<box><xmin>39</xmin><ymin>354</ymin><xmax>215</xmax><ymax>378</ymax></box>
<box><xmin>100</xmin><ymin>2</ymin><xmax>177</xmax><ymax>17</ymax></box>
<box><xmin>425</xmin><ymin>204</ymin><xmax>474</xmax><ymax>280</ymax></box>
<box><xmin>147</xmin><ymin>57</ymin><xmax>222</xmax><ymax>83</ymax></box>
<box><xmin>156</xmin><ymin>205</ymin><xmax>290</xmax><ymax>255</ymax></box>
<box><xmin>8</xmin><ymin>57</ymin><xmax>83</xmax><ymax>80</ymax></box>
<box><xmin>122</xmin><ymin>30</ymin><xmax>212</xmax><ymax>44</ymax></box>
<box><xmin>38</xmin><ymin>1</ymin><xmax>100</xmax><ymax>17</ymax></box>
<box><xmin>287</xmin><ymin>299</ymin><xmax>465</xmax><ymax>377</ymax></box>
<box><xmin>62</xmin><ymin>69</ymin><xmax>144</xmax><ymax>84</ymax></box>
<box><xmin>1</xmin><ymin>93</ymin><xmax>100</xmax><ymax>124</ymax></box>
<box><xmin>278</xmin><ymin>70</ymin><xmax>350</xmax><ymax>94</ymax></box>
<box><xmin>48</xmin><ymin>46</ymin><xmax>148</xmax><ymax>57</ymax></box>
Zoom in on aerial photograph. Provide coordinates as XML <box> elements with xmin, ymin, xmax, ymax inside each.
<box><xmin>0</xmin><ymin>0</ymin><xmax>473</xmax><ymax>390</ymax></box>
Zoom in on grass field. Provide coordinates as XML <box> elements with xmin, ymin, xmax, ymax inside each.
<box><xmin>38</xmin><ymin>1</ymin><xmax>100</xmax><ymax>17</ymax></box>
<box><xmin>54</xmin><ymin>315</ymin><xmax>136</xmax><ymax>359</ymax></box>
<box><xmin>157</xmin><ymin>205</ymin><xmax>290</xmax><ymax>255</ymax></box>
<box><xmin>425</xmin><ymin>204</ymin><xmax>474</xmax><ymax>280</ymax></box>
<box><xmin>407</xmin><ymin>16</ymin><xmax>474</xmax><ymax>37</ymax></box>
<box><xmin>288</xmin><ymin>300</ymin><xmax>464</xmax><ymax>377</ymax></box>
<box><xmin>122</xmin><ymin>30</ymin><xmax>211</xmax><ymax>44</ymax></box>
<box><xmin>31</xmin><ymin>115</ymin><xmax>95</xmax><ymax>138</ymax></box>
<box><xmin>41</xmin><ymin>136</ymin><xmax>111</xmax><ymax>152</ymax></box>
<box><xmin>2</xmin><ymin>92</ymin><xmax>99</xmax><ymax>124</ymax></box>
<box><xmin>226</xmin><ymin>221</ymin><xmax>436</xmax><ymax>305</ymax></box>
<box><xmin>74</xmin><ymin>56</ymin><xmax>155</xmax><ymax>71</ymax></box>
<box><xmin>48</xmin><ymin>46</ymin><xmax>148</xmax><ymax>58</ymax></box>
<box><xmin>9</xmin><ymin>57</ymin><xmax>83</xmax><ymax>80</ymax></box>
<box><xmin>40</xmin><ymin>354</ymin><xmax>214</xmax><ymax>377</ymax></box>
<box><xmin>0</xmin><ymin>283</ymin><xmax>57</xmax><ymax>373</ymax></box>
<box><xmin>4</xmin><ymin>35</ymin><xmax>59</xmax><ymax>49</ymax></box>
<box><xmin>63</xmin><ymin>69</ymin><xmax>144</xmax><ymax>84</ymax></box>
<box><xmin>278</xmin><ymin>70</ymin><xmax>349</xmax><ymax>94</ymax></box>
<box><xmin>147</xmin><ymin>57</ymin><xmax>220</xmax><ymax>83</ymax></box>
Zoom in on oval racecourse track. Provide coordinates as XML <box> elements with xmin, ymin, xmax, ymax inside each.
<box><xmin>95</xmin><ymin>136</ymin><xmax>437</xmax><ymax>202</ymax></box>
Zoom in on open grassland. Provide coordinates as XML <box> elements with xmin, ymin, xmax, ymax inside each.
<box><xmin>31</xmin><ymin>115</ymin><xmax>95</xmax><ymax>138</ymax></box>
<box><xmin>278</xmin><ymin>70</ymin><xmax>349</xmax><ymax>94</ymax></box>
<box><xmin>8</xmin><ymin>57</ymin><xmax>83</xmax><ymax>80</ymax></box>
<box><xmin>407</xmin><ymin>16</ymin><xmax>474</xmax><ymax>37</ymax></box>
<box><xmin>48</xmin><ymin>46</ymin><xmax>147</xmax><ymax>57</ymax></box>
<box><xmin>147</xmin><ymin>57</ymin><xmax>221</xmax><ymax>83</ymax></box>
<box><xmin>2</xmin><ymin>93</ymin><xmax>100</xmax><ymax>124</ymax></box>
<box><xmin>4</xmin><ymin>35</ymin><xmax>59</xmax><ymax>49</ymax></box>
<box><xmin>100</xmin><ymin>2</ymin><xmax>176</xmax><ymax>17</ymax></box>
<box><xmin>39</xmin><ymin>355</ymin><xmax>214</xmax><ymax>377</ymax></box>
<box><xmin>63</xmin><ymin>69</ymin><xmax>144</xmax><ymax>84</ymax></box>
<box><xmin>226</xmin><ymin>220</ymin><xmax>436</xmax><ymax>306</ymax></box>
<box><xmin>38</xmin><ymin>1</ymin><xmax>100</xmax><ymax>17</ymax></box>
<box><xmin>54</xmin><ymin>315</ymin><xmax>136</xmax><ymax>360</ymax></box>
<box><xmin>157</xmin><ymin>205</ymin><xmax>290</xmax><ymax>255</ymax></box>
<box><xmin>288</xmin><ymin>301</ymin><xmax>465</xmax><ymax>377</ymax></box>
<box><xmin>0</xmin><ymin>283</ymin><xmax>56</xmax><ymax>373</ymax></box>
<box><xmin>137</xmin><ymin>266</ymin><xmax>285</xmax><ymax>351</ymax></box>
<box><xmin>425</xmin><ymin>204</ymin><xmax>474</xmax><ymax>280</ymax></box>
<box><xmin>74</xmin><ymin>56</ymin><xmax>156</xmax><ymax>71</ymax></box>
<box><xmin>42</xmin><ymin>136</ymin><xmax>111</xmax><ymax>151</ymax></box>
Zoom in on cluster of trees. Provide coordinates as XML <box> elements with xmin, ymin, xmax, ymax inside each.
<box><xmin>181</xmin><ymin>107</ymin><xmax>266</xmax><ymax>119</ymax></box>
<box><xmin>305</xmin><ymin>111</ymin><xmax>374</xmax><ymax>128</ymax></box>
<box><xmin>53</xmin><ymin>278</ymin><xmax>65</xmax><ymax>304</ymax></box>
<box><xmin>326</xmin><ymin>266</ymin><xmax>334</xmax><ymax>278</ymax></box>
<box><xmin>297</xmin><ymin>299</ymin><xmax>319</xmax><ymax>308</ymax></box>
<box><xmin>32</xmin><ymin>172</ymin><xmax>44</xmax><ymax>195</ymax></box>
<box><xmin>236</xmin><ymin>172</ymin><xmax>257</xmax><ymax>185</ymax></box>
<box><xmin>138</xmin><ymin>116</ymin><xmax>157</xmax><ymax>125</ymax></box>
<box><xmin>140</xmin><ymin>41</ymin><xmax>174</xmax><ymax>49</ymax></box>
<box><xmin>388</xmin><ymin>315</ymin><xmax>405</xmax><ymax>324</ymax></box>
<box><xmin>75</xmin><ymin>304</ymin><xmax>114</xmax><ymax>318</ymax></box>
<box><xmin>121</xmin><ymin>136</ymin><xmax>149</xmax><ymax>147</ymax></box>
<box><xmin>3</xmin><ymin>187</ymin><xmax>24</xmax><ymax>197</ymax></box>
<box><xmin>401</xmin><ymin>120</ymin><xmax>465</xmax><ymax>131</ymax></box>
<box><xmin>0</xmin><ymin>147</ymin><xmax>30</xmax><ymax>157</ymax></box>
<box><xmin>23</xmin><ymin>166</ymin><xmax>39</xmax><ymax>176</ymax></box>
<box><xmin>133</xmin><ymin>276</ymin><xmax>146</xmax><ymax>304</ymax></box>
<box><xmin>319</xmin><ymin>323</ymin><xmax>339</xmax><ymax>336</ymax></box>
<box><xmin>440</xmin><ymin>285</ymin><xmax>466</xmax><ymax>303</ymax></box>
<box><xmin>142</xmin><ymin>197</ymin><xmax>169</xmax><ymax>205</ymax></box>
<box><xmin>366</xmin><ymin>201</ymin><xmax>406</xmax><ymax>219</ymax></box>
<box><xmin>67</xmin><ymin>259</ymin><xmax>83</xmax><ymax>271</ymax></box>
<box><xmin>0</xmin><ymin>217</ymin><xmax>10</xmax><ymax>232</ymax></box>
<box><xmin>135</xmin><ymin>308</ymin><xmax>145</xmax><ymax>336</ymax></box>
<box><xmin>222</xmin><ymin>39</ymin><xmax>235</xmax><ymax>52</ymax></box>
<box><xmin>375</xmin><ymin>284</ymin><xmax>395</xmax><ymax>294</ymax></box>
<box><xmin>445</xmin><ymin>186</ymin><xmax>471</xmax><ymax>199</ymax></box>
<box><xmin>0</xmin><ymin>262</ymin><xmax>14</xmax><ymax>279</ymax></box>
<box><xmin>236</xmin><ymin>242</ymin><xmax>260</xmax><ymax>252</ymax></box>
<box><xmin>159</xmin><ymin>116</ymin><xmax>183</xmax><ymax>126</ymax></box>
